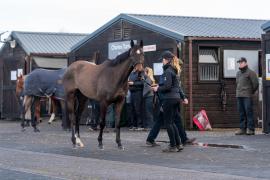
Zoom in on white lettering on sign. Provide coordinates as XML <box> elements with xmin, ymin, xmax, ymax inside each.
<box><xmin>143</xmin><ymin>45</ymin><xmax>156</xmax><ymax>52</ymax></box>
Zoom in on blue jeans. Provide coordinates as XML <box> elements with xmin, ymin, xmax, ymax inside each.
<box><xmin>237</xmin><ymin>97</ymin><xmax>255</xmax><ymax>131</ymax></box>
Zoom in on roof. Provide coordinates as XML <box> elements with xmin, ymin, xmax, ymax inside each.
<box><xmin>71</xmin><ymin>14</ymin><xmax>268</xmax><ymax>52</ymax></box>
<box><xmin>11</xmin><ymin>31</ymin><xmax>88</xmax><ymax>55</ymax></box>
<box><xmin>33</xmin><ymin>56</ymin><xmax>67</xmax><ymax>69</ymax></box>
<box><xmin>262</xmin><ymin>21</ymin><xmax>270</xmax><ymax>32</ymax></box>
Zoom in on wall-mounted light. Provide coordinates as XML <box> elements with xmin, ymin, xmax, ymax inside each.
<box><xmin>9</xmin><ymin>40</ymin><xmax>16</xmax><ymax>48</ymax></box>
<box><xmin>0</xmin><ymin>31</ymin><xmax>16</xmax><ymax>48</ymax></box>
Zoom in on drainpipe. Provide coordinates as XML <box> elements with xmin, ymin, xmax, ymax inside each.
<box><xmin>188</xmin><ymin>39</ymin><xmax>193</xmax><ymax>129</ymax></box>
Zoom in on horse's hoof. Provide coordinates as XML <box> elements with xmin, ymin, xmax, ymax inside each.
<box><xmin>98</xmin><ymin>145</ymin><xmax>104</xmax><ymax>150</ymax></box>
<box><xmin>48</xmin><ymin>122</ymin><xmax>51</xmax><ymax>125</ymax></box>
<box><xmin>21</xmin><ymin>128</ymin><xmax>26</xmax><ymax>132</ymax></box>
<box><xmin>118</xmin><ymin>146</ymin><xmax>125</xmax><ymax>150</ymax></box>
<box><xmin>76</xmin><ymin>143</ymin><xmax>85</xmax><ymax>148</ymax></box>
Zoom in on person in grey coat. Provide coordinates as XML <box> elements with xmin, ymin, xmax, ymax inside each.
<box><xmin>235</xmin><ymin>57</ymin><xmax>259</xmax><ymax>135</ymax></box>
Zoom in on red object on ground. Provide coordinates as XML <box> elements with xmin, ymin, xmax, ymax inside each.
<box><xmin>193</xmin><ymin>109</ymin><xmax>212</xmax><ymax>131</ymax></box>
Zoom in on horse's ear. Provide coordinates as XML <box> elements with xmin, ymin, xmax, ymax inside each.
<box><xmin>140</xmin><ymin>40</ymin><xmax>143</xmax><ymax>48</ymax></box>
<box><xmin>130</xmin><ymin>40</ymin><xmax>135</xmax><ymax>48</ymax></box>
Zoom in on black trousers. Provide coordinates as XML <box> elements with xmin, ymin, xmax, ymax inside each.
<box><xmin>130</xmin><ymin>91</ymin><xmax>143</xmax><ymax>128</ymax></box>
<box><xmin>147</xmin><ymin>100</ymin><xmax>188</xmax><ymax>144</ymax></box>
<box><xmin>162</xmin><ymin>99</ymin><xmax>181</xmax><ymax>147</ymax></box>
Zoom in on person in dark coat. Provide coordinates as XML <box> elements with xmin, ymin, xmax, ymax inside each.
<box><xmin>128</xmin><ymin>63</ymin><xmax>146</xmax><ymax>130</ymax></box>
<box><xmin>151</xmin><ymin>51</ymin><xmax>183</xmax><ymax>152</ymax></box>
<box><xmin>235</xmin><ymin>57</ymin><xmax>259</xmax><ymax>135</ymax></box>
<box><xmin>143</xmin><ymin>67</ymin><xmax>155</xmax><ymax>129</ymax></box>
<box><xmin>146</xmin><ymin>53</ymin><xmax>196</xmax><ymax>149</ymax></box>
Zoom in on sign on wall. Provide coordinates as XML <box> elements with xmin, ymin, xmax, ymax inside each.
<box><xmin>266</xmin><ymin>54</ymin><xmax>270</xmax><ymax>80</ymax></box>
<box><xmin>108</xmin><ymin>41</ymin><xmax>157</xmax><ymax>59</ymax></box>
<box><xmin>223</xmin><ymin>50</ymin><xmax>259</xmax><ymax>78</ymax></box>
<box><xmin>108</xmin><ymin>40</ymin><xmax>137</xmax><ymax>59</ymax></box>
<box><xmin>10</xmin><ymin>71</ymin><xmax>17</xmax><ymax>80</ymax></box>
<box><xmin>17</xmin><ymin>69</ymin><xmax>23</xmax><ymax>76</ymax></box>
<box><xmin>153</xmin><ymin>63</ymin><xmax>163</xmax><ymax>75</ymax></box>
<box><xmin>143</xmin><ymin>45</ymin><xmax>156</xmax><ymax>52</ymax></box>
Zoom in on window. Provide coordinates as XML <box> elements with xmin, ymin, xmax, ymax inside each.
<box><xmin>199</xmin><ymin>48</ymin><xmax>219</xmax><ymax>81</ymax></box>
<box><xmin>113</xmin><ymin>29</ymin><xmax>122</xmax><ymax>40</ymax></box>
<box><xmin>123</xmin><ymin>28</ymin><xmax>131</xmax><ymax>39</ymax></box>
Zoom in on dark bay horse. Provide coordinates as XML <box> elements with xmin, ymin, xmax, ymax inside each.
<box><xmin>19</xmin><ymin>68</ymin><xmax>69</xmax><ymax>132</ymax></box>
<box><xmin>63</xmin><ymin>40</ymin><xmax>144</xmax><ymax>149</ymax></box>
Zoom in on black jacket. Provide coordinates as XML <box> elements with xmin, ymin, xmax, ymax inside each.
<box><xmin>158</xmin><ymin>64</ymin><xmax>181</xmax><ymax>100</ymax></box>
<box><xmin>128</xmin><ymin>71</ymin><xmax>145</xmax><ymax>92</ymax></box>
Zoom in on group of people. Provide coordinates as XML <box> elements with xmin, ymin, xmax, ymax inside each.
<box><xmin>128</xmin><ymin>50</ymin><xmax>196</xmax><ymax>152</ymax></box>
<box><xmin>127</xmin><ymin>63</ymin><xmax>155</xmax><ymax>130</ymax></box>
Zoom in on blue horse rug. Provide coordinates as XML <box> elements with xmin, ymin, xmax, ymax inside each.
<box><xmin>23</xmin><ymin>68</ymin><xmax>66</xmax><ymax>100</ymax></box>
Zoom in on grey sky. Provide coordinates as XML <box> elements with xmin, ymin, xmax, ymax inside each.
<box><xmin>0</xmin><ymin>0</ymin><xmax>270</xmax><ymax>35</ymax></box>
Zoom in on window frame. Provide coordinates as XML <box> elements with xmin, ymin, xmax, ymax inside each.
<box><xmin>198</xmin><ymin>46</ymin><xmax>220</xmax><ymax>83</ymax></box>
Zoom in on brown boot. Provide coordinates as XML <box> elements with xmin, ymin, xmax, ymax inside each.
<box><xmin>235</xmin><ymin>129</ymin><xmax>246</xmax><ymax>135</ymax></box>
<box><xmin>246</xmin><ymin>129</ymin><xmax>255</xmax><ymax>135</ymax></box>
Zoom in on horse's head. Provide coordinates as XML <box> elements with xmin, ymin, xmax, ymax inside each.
<box><xmin>129</xmin><ymin>40</ymin><xmax>144</xmax><ymax>67</ymax></box>
<box><xmin>15</xmin><ymin>74</ymin><xmax>24</xmax><ymax>97</ymax></box>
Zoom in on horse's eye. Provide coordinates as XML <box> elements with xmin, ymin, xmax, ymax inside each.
<box><xmin>136</xmin><ymin>50</ymin><xmax>141</xmax><ymax>54</ymax></box>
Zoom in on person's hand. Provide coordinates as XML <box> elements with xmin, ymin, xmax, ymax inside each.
<box><xmin>151</xmin><ymin>85</ymin><xmax>159</xmax><ymax>92</ymax></box>
<box><xmin>182</xmin><ymin>98</ymin><xmax>188</xmax><ymax>104</ymax></box>
<box><xmin>128</xmin><ymin>81</ymin><xmax>134</xmax><ymax>85</ymax></box>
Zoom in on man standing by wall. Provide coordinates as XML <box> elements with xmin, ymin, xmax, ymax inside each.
<box><xmin>235</xmin><ymin>57</ymin><xmax>259</xmax><ymax>135</ymax></box>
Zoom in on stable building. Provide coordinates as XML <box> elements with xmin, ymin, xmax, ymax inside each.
<box><xmin>0</xmin><ymin>31</ymin><xmax>87</xmax><ymax>119</ymax></box>
<box><xmin>69</xmin><ymin>14</ymin><xmax>268</xmax><ymax>128</ymax></box>
<box><xmin>261</xmin><ymin>21</ymin><xmax>270</xmax><ymax>134</ymax></box>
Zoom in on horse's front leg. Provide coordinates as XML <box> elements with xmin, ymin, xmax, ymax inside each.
<box><xmin>115</xmin><ymin>98</ymin><xmax>125</xmax><ymax>150</ymax></box>
<box><xmin>22</xmin><ymin>96</ymin><xmax>31</xmax><ymax>131</ymax></box>
<box><xmin>98</xmin><ymin>103</ymin><xmax>107</xmax><ymax>150</ymax></box>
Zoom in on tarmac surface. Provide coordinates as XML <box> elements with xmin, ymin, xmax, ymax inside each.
<box><xmin>0</xmin><ymin>118</ymin><xmax>269</xmax><ymax>180</ymax></box>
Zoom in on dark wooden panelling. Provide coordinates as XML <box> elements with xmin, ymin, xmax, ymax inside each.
<box><xmin>183</xmin><ymin>40</ymin><xmax>261</xmax><ymax>128</ymax></box>
<box><xmin>0</xmin><ymin>44</ymin><xmax>26</xmax><ymax>119</ymax></box>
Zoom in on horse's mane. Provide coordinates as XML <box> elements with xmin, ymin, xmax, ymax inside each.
<box><xmin>107</xmin><ymin>50</ymin><xmax>130</xmax><ymax>67</ymax></box>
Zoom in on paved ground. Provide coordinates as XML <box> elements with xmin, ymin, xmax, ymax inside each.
<box><xmin>0</xmin><ymin>119</ymin><xmax>269</xmax><ymax>180</ymax></box>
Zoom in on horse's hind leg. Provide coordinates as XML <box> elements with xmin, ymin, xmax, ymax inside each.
<box><xmin>98</xmin><ymin>102</ymin><xmax>108</xmax><ymax>150</ymax></box>
<box><xmin>66</xmin><ymin>91</ymin><xmax>77</xmax><ymax>148</ymax></box>
<box><xmin>74</xmin><ymin>91</ymin><xmax>87</xmax><ymax>147</ymax></box>
<box><xmin>48</xmin><ymin>98</ymin><xmax>56</xmax><ymax>124</ymax></box>
<box><xmin>35</xmin><ymin>100</ymin><xmax>41</xmax><ymax>123</ymax></box>
<box><xmin>115</xmin><ymin>98</ymin><xmax>125</xmax><ymax>149</ymax></box>
<box><xmin>31</xmin><ymin>96</ymin><xmax>40</xmax><ymax>132</ymax></box>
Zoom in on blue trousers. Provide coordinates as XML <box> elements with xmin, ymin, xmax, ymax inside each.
<box><xmin>237</xmin><ymin>97</ymin><xmax>255</xmax><ymax>131</ymax></box>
